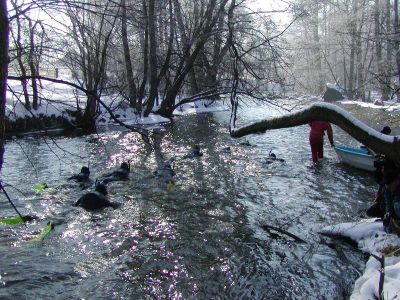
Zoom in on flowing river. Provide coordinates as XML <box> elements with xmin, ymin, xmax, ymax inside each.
<box><xmin>0</xmin><ymin>103</ymin><xmax>377</xmax><ymax>299</ymax></box>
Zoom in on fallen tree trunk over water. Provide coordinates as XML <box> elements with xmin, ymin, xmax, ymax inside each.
<box><xmin>231</xmin><ymin>102</ymin><xmax>400</xmax><ymax>165</ymax></box>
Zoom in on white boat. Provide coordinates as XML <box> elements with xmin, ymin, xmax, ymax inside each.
<box><xmin>334</xmin><ymin>145</ymin><xmax>376</xmax><ymax>171</ymax></box>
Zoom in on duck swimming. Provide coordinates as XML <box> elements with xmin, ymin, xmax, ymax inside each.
<box><xmin>262</xmin><ymin>152</ymin><xmax>285</xmax><ymax>168</ymax></box>
<box><xmin>154</xmin><ymin>161</ymin><xmax>175</xmax><ymax>178</ymax></box>
<box><xmin>74</xmin><ymin>183</ymin><xmax>120</xmax><ymax>210</ymax></box>
<box><xmin>221</xmin><ymin>146</ymin><xmax>231</xmax><ymax>153</ymax></box>
<box><xmin>101</xmin><ymin>162</ymin><xmax>130</xmax><ymax>184</ymax></box>
<box><xmin>183</xmin><ymin>145</ymin><xmax>203</xmax><ymax>159</ymax></box>
<box><xmin>240</xmin><ymin>140</ymin><xmax>252</xmax><ymax>147</ymax></box>
<box><xmin>68</xmin><ymin>166</ymin><xmax>90</xmax><ymax>182</ymax></box>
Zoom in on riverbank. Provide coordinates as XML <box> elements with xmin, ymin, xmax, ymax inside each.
<box><xmin>337</xmin><ymin>100</ymin><xmax>400</xmax><ymax>135</ymax></box>
<box><xmin>321</xmin><ymin>220</ymin><xmax>400</xmax><ymax>300</ymax></box>
<box><xmin>323</xmin><ymin>100</ymin><xmax>400</xmax><ymax>299</ymax></box>
<box><xmin>5</xmin><ymin>77</ymin><xmax>235</xmax><ymax>137</ymax></box>
<box><xmin>6</xmin><ymin>86</ymin><xmax>400</xmax><ymax>138</ymax></box>
<box><xmin>4</xmin><ymin>114</ymin><xmax>73</xmax><ymax>137</ymax></box>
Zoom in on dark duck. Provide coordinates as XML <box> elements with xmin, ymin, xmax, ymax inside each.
<box><xmin>101</xmin><ymin>162</ymin><xmax>130</xmax><ymax>184</ymax></box>
<box><xmin>240</xmin><ymin>140</ymin><xmax>252</xmax><ymax>147</ymax></box>
<box><xmin>74</xmin><ymin>183</ymin><xmax>120</xmax><ymax>210</ymax></box>
<box><xmin>154</xmin><ymin>160</ymin><xmax>175</xmax><ymax>178</ymax></box>
<box><xmin>221</xmin><ymin>146</ymin><xmax>231</xmax><ymax>153</ymax></box>
<box><xmin>183</xmin><ymin>145</ymin><xmax>203</xmax><ymax>159</ymax></box>
<box><xmin>68</xmin><ymin>166</ymin><xmax>90</xmax><ymax>182</ymax></box>
<box><xmin>262</xmin><ymin>152</ymin><xmax>285</xmax><ymax>168</ymax></box>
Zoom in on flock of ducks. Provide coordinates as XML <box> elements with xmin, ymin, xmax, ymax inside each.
<box><xmin>70</xmin><ymin>145</ymin><xmax>205</xmax><ymax>211</ymax></box>
<box><xmin>70</xmin><ymin>163</ymin><xmax>129</xmax><ymax>210</ymax></box>
<box><xmin>0</xmin><ymin>143</ymin><xmax>285</xmax><ymax>225</ymax></box>
<box><xmin>70</xmin><ymin>144</ymin><xmax>285</xmax><ymax>211</ymax></box>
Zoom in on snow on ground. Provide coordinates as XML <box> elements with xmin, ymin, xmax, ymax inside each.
<box><xmin>340</xmin><ymin>99</ymin><xmax>400</xmax><ymax>112</ymax></box>
<box><xmin>338</xmin><ymin>88</ymin><xmax>400</xmax><ymax>112</ymax></box>
<box><xmin>321</xmin><ymin>219</ymin><xmax>400</xmax><ymax>299</ymax></box>
<box><xmin>6</xmin><ymin>78</ymin><xmax>77</xmax><ymax>121</ymax></box>
<box><xmin>96</xmin><ymin>104</ymin><xmax>171</xmax><ymax>127</ymax></box>
<box><xmin>5</xmin><ymin>78</ymin><xmax>228</xmax><ymax>127</ymax></box>
<box><xmin>173</xmin><ymin>99</ymin><xmax>229</xmax><ymax>116</ymax></box>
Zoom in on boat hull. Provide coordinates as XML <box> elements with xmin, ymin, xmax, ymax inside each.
<box><xmin>334</xmin><ymin>145</ymin><xmax>375</xmax><ymax>171</ymax></box>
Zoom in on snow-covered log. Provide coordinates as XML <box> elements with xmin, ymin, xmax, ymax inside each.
<box><xmin>231</xmin><ymin>102</ymin><xmax>400</xmax><ymax>164</ymax></box>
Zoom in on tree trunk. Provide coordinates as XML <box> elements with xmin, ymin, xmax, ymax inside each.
<box><xmin>144</xmin><ymin>0</ymin><xmax>158</xmax><ymax>116</ymax></box>
<box><xmin>375</xmin><ymin>0</ymin><xmax>385</xmax><ymax>103</ymax></box>
<box><xmin>12</xmin><ymin>9</ymin><xmax>30</xmax><ymax>109</ymax></box>
<box><xmin>82</xmin><ymin>93</ymin><xmax>97</xmax><ymax>131</ymax></box>
<box><xmin>348</xmin><ymin>0</ymin><xmax>358</xmax><ymax>99</ymax></box>
<box><xmin>343</xmin><ymin>50</ymin><xmax>347</xmax><ymax>91</ymax></box>
<box><xmin>395</xmin><ymin>0</ymin><xmax>400</xmax><ymax>96</ymax></box>
<box><xmin>382</xmin><ymin>0</ymin><xmax>391</xmax><ymax>101</ymax></box>
<box><xmin>82</xmin><ymin>58</ymin><xmax>98</xmax><ymax>128</ymax></box>
<box><xmin>137</xmin><ymin>0</ymin><xmax>148</xmax><ymax>114</ymax></box>
<box><xmin>173</xmin><ymin>0</ymin><xmax>200</xmax><ymax>95</ymax></box>
<box><xmin>28</xmin><ymin>20</ymin><xmax>39</xmax><ymax>110</ymax></box>
<box><xmin>230</xmin><ymin>102</ymin><xmax>400</xmax><ymax>165</ymax></box>
<box><xmin>199</xmin><ymin>9</ymin><xmax>229</xmax><ymax>99</ymax></box>
<box><xmin>0</xmin><ymin>0</ymin><xmax>9</xmax><ymax>172</ymax></box>
<box><xmin>312</xmin><ymin>4</ymin><xmax>323</xmax><ymax>93</ymax></box>
<box><xmin>355</xmin><ymin>0</ymin><xmax>365</xmax><ymax>100</ymax></box>
<box><xmin>121</xmin><ymin>0</ymin><xmax>137</xmax><ymax>109</ymax></box>
<box><xmin>144</xmin><ymin>0</ymin><xmax>174</xmax><ymax>117</ymax></box>
<box><xmin>16</xmin><ymin>59</ymin><xmax>30</xmax><ymax>109</ymax></box>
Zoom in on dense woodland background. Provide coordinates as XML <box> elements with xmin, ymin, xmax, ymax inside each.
<box><xmin>0</xmin><ymin>0</ymin><xmax>399</xmax><ymax>168</ymax></box>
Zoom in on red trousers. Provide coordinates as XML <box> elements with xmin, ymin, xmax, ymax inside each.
<box><xmin>310</xmin><ymin>136</ymin><xmax>323</xmax><ymax>162</ymax></box>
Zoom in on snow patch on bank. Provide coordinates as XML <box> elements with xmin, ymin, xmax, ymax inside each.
<box><xmin>6</xmin><ymin>78</ymin><xmax>76</xmax><ymax>121</ymax></box>
<box><xmin>321</xmin><ymin>219</ymin><xmax>400</xmax><ymax>299</ymax></box>
<box><xmin>173</xmin><ymin>99</ymin><xmax>229</xmax><ymax>116</ymax></box>
<box><xmin>340</xmin><ymin>100</ymin><xmax>400</xmax><ymax>112</ymax></box>
<box><xmin>5</xmin><ymin>78</ymin><xmax>229</xmax><ymax>127</ymax></box>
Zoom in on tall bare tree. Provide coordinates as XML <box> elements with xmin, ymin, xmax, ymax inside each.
<box><xmin>311</xmin><ymin>2</ymin><xmax>323</xmax><ymax>93</ymax></box>
<box><xmin>9</xmin><ymin>0</ymin><xmax>30</xmax><ymax>109</ymax></box>
<box><xmin>27</xmin><ymin>19</ymin><xmax>44</xmax><ymax>110</ymax></box>
<box><xmin>156</xmin><ymin>0</ymin><xmax>231</xmax><ymax>117</ymax></box>
<box><xmin>63</xmin><ymin>1</ymin><xmax>119</xmax><ymax>130</ymax></box>
<box><xmin>394</xmin><ymin>0</ymin><xmax>400</xmax><ymax>101</ymax></box>
<box><xmin>145</xmin><ymin>0</ymin><xmax>160</xmax><ymax>116</ymax></box>
<box><xmin>348</xmin><ymin>0</ymin><xmax>359</xmax><ymax>99</ymax></box>
<box><xmin>121</xmin><ymin>0</ymin><xmax>137</xmax><ymax>110</ymax></box>
<box><xmin>355</xmin><ymin>0</ymin><xmax>367</xmax><ymax>100</ymax></box>
<box><xmin>0</xmin><ymin>0</ymin><xmax>9</xmax><ymax>171</ymax></box>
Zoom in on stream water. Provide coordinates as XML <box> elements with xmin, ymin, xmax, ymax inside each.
<box><xmin>0</xmin><ymin>104</ymin><xmax>377</xmax><ymax>299</ymax></box>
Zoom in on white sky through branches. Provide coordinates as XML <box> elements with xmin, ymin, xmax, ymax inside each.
<box><xmin>248</xmin><ymin>0</ymin><xmax>291</xmax><ymax>24</ymax></box>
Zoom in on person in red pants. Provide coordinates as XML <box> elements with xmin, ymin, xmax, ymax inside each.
<box><xmin>309</xmin><ymin>121</ymin><xmax>334</xmax><ymax>163</ymax></box>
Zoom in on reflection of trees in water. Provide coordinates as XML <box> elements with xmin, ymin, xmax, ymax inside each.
<box><xmin>120</xmin><ymin>113</ymin><xmax>259</xmax><ymax>297</ymax></box>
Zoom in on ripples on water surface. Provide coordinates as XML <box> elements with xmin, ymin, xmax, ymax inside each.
<box><xmin>0</xmin><ymin>105</ymin><xmax>376</xmax><ymax>299</ymax></box>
